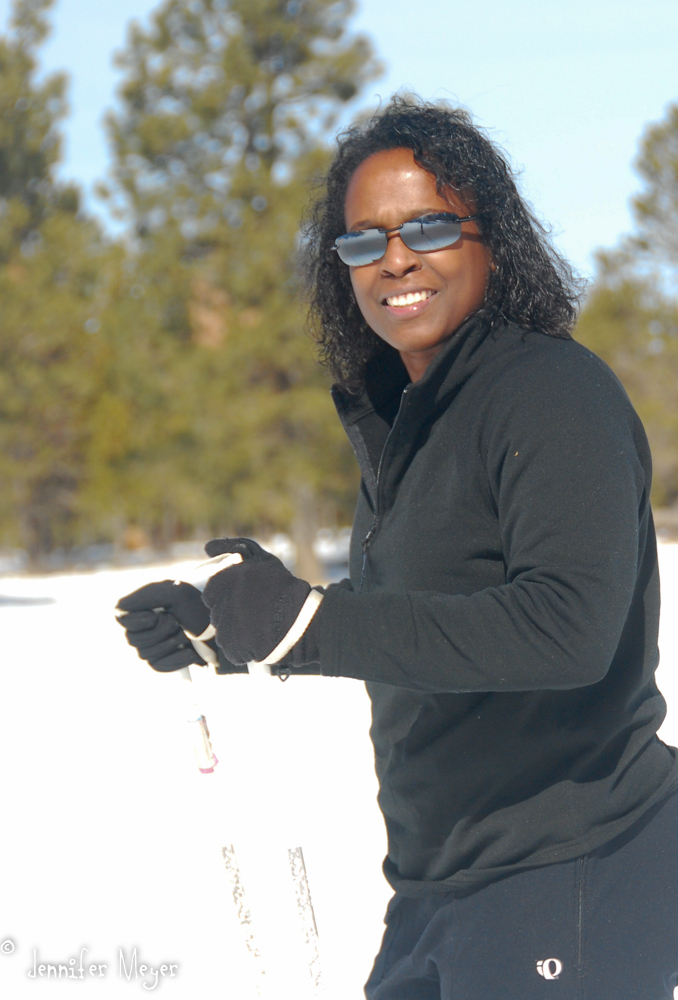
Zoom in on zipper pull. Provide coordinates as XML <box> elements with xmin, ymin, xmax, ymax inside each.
<box><xmin>362</xmin><ymin>523</ymin><xmax>376</xmax><ymax>552</ymax></box>
<box><xmin>360</xmin><ymin>523</ymin><xmax>377</xmax><ymax>593</ymax></box>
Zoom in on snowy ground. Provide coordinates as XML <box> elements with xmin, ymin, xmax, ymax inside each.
<box><xmin>1</xmin><ymin>544</ymin><xmax>678</xmax><ymax>999</ymax></box>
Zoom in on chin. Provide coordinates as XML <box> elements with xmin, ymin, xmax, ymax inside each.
<box><xmin>391</xmin><ymin>330</ymin><xmax>450</xmax><ymax>353</ymax></box>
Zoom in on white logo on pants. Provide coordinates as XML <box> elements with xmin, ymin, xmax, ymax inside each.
<box><xmin>536</xmin><ymin>958</ymin><xmax>563</xmax><ymax>980</ymax></box>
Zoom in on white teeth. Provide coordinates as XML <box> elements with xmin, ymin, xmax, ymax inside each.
<box><xmin>386</xmin><ymin>290</ymin><xmax>433</xmax><ymax>307</ymax></box>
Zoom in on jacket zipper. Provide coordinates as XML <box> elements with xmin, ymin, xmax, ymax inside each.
<box><xmin>359</xmin><ymin>386</ymin><xmax>410</xmax><ymax>593</ymax></box>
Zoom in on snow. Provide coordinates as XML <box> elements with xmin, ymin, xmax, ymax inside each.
<box><xmin>1</xmin><ymin>544</ymin><xmax>677</xmax><ymax>998</ymax></box>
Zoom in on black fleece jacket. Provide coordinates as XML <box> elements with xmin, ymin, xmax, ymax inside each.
<box><xmin>317</xmin><ymin>316</ymin><xmax>678</xmax><ymax>895</ymax></box>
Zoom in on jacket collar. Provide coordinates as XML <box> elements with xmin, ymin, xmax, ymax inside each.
<box><xmin>331</xmin><ymin>313</ymin><xmax>497</xmax><ymax>508</ymax></box>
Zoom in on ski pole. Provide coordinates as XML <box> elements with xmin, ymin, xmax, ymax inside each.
<box><xmin>116</xmin><ymin>550</ymin><xmax>277</xmax><ymax>774</ymax></box>
<box><xmin>114</xmin><ymin>552</ymin><xmax>243</xmax><ymax>774</ymax></box>
<box><xmin>118</xmin><ymin>550</ymin><xmax>322</xmax><ymax>772</ymax></box>
<box><xmin>168</xmin><ymin>551</ymin><xmax>246</xmax><ymax>773</ymax></box>
<box><xmin>222</xmin><ymin>845</ymin><xmax>268</xmax><ymax>996</ymax></box>
<box><xmin>288</xmin><ymin>846</ymin><xmax>324</xmax><ymax>995</ymax></box>
<box><xmin>161</xmin><ymin>547</ymin><xmax>322</xmax><ymax>774</ymax></box>
<box><xmin>124</xmin><ymin>549</ymin><xmax>310</xmax><ymax>771</ymax></box>
<box><xmin>115</xmin><ymin>602</ymin><xmax>219</xmax><ymax>773</ymax></box>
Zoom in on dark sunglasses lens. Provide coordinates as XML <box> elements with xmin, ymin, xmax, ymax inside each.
<box><xmin>401</xmin><ymin>218</ymin><xmax>462</xmax><ymax>253</ymax></box>
<box><xmin>335</xmin><ymin>230</ymin><xmax>388</xmax><ymax>266</ymax></box>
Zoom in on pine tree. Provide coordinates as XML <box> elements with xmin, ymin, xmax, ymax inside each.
<box><xmin>575</xmin><ymin>257</ymin><xmax>678</xmax><ymax>507</ymax></box>
<box><xmin>631</xmin><ymin>103</ymin><xmax>678</xmax><ymax>277</ymax></box>
<box><xmin>575</xmin><ymin>103</ymin><xmax>678</xmax><ymax>509</ymax></box>
<box><xmin>0</xmin><ymin>0</ymin><xmax>110</xmax><ymax>562</ymax></box>
<box><xmin>101</xmin><ymin>0</ymin><xmax>381</xmax><ymax>553</ymax></box>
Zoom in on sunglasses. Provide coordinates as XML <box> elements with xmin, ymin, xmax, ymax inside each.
<box><xmin>333</xmin><ymin>212</ymin><xmax>478</xmax><ymax>267</ymax></box>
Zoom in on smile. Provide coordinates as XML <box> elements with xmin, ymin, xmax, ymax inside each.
<box><xmin>385</xmin><ymin>289</ymin><xmax>436</xmax><ymax>307</ymax></box>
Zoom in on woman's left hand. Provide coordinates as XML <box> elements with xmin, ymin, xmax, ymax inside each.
<box><xmin>201</xmin><ymin>537</ymin><xmax>322</xmax><ymax>667</ymax></box>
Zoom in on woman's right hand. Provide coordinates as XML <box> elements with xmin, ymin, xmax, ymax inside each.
<box><xmin>115</xmin><ymin>580</ymin><xmax>211</xmax><ymax>672</ymax></box>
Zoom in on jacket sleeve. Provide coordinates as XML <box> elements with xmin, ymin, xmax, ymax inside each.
<box><xmin>317</xmin><ymin>352</ymin><xmax>653</xmax><ymax>693</ymax></box>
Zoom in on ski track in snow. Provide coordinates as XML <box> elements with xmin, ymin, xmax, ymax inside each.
<box><xmin>1</xmin><ymin>544</ymin><xmax>677</xmax><ymax>998</ymax></box>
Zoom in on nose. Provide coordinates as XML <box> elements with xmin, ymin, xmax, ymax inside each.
<box><xmin>379</xmin><ymin>232</ymin><xmax>422</xmax><ymax>278</ymax></box>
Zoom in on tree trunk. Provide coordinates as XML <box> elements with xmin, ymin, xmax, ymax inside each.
<box><xmin>291</xmin><ymin>484</ymin><xmax>322</xmax><ymax>584</ymax></box>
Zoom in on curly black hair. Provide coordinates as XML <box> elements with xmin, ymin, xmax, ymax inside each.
<box><xmin>301</xmin><ymin>96</ymin><xmax>582</xmax><ymax>392</ymax></box>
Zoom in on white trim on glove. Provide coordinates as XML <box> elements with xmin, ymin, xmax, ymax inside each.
<box><xmin>253</xmin><ymin>588</ymin><xmax>324</xmax><ymax>667</ymax></box>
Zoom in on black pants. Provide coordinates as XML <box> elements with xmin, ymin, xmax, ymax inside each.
<box><xmin>365</xmin><ymin>789</ymin><xmax>678</xmax><ymax>1000</ymax></box>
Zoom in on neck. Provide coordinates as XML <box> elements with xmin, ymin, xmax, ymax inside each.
<box><xmin>399</xmin><ymin>343</ymin><xmax>444</xmax><ymax>382</ymax></box>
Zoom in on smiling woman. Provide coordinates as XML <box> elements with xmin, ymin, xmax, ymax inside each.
<box><xmin>295</xmin><ymin>97</ymin><xmax>678</xmax><ymax>999</ymax></box>
<box><xmin>116</xmin><ymin>97</ymin><xmax>678</xmax><ymax>1000</ymax></box>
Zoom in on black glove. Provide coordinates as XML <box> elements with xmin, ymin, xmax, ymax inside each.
<box><xmin>202</xmin><ymin>537</ymin><xmax>322</xmax><ymax>669</ymax></box>
<box><xmin>116</xmin><ymin>579</ymin><xmax>246</xmax><ymax>673</ymax></box>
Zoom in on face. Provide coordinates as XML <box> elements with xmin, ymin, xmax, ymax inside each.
<box><xmin>343</xmin><ymin>147</ymin><xmax>491</xmax><ymax>382</ymax></box>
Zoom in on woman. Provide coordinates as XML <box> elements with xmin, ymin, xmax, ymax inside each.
<box><xmin>118</xmin><ymin>99</ymin><xmax>678</xmax><ymax>998</ymax></box>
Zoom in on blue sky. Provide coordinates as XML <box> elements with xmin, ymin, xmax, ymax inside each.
<box><xmin>0</xmin><ymin>0</ymin><xmax>676</xmax><ymax>278</ymax></box>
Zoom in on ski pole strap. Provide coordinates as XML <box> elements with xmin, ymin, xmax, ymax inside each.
<box><xmin>252</xmin><ymin>588</ymin><xmax>324</xmax><ymax>668</ymax></box>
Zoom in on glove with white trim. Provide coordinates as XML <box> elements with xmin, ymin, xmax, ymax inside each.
<box><xmin>201</xmin><ymin>537</ymin><xmax>323</xmax><ymax>671</ymax></box>
<box><xmin>115</xmin><ymin>580</ymin><xmax>246</xmax><ymax>674</ymax></box>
